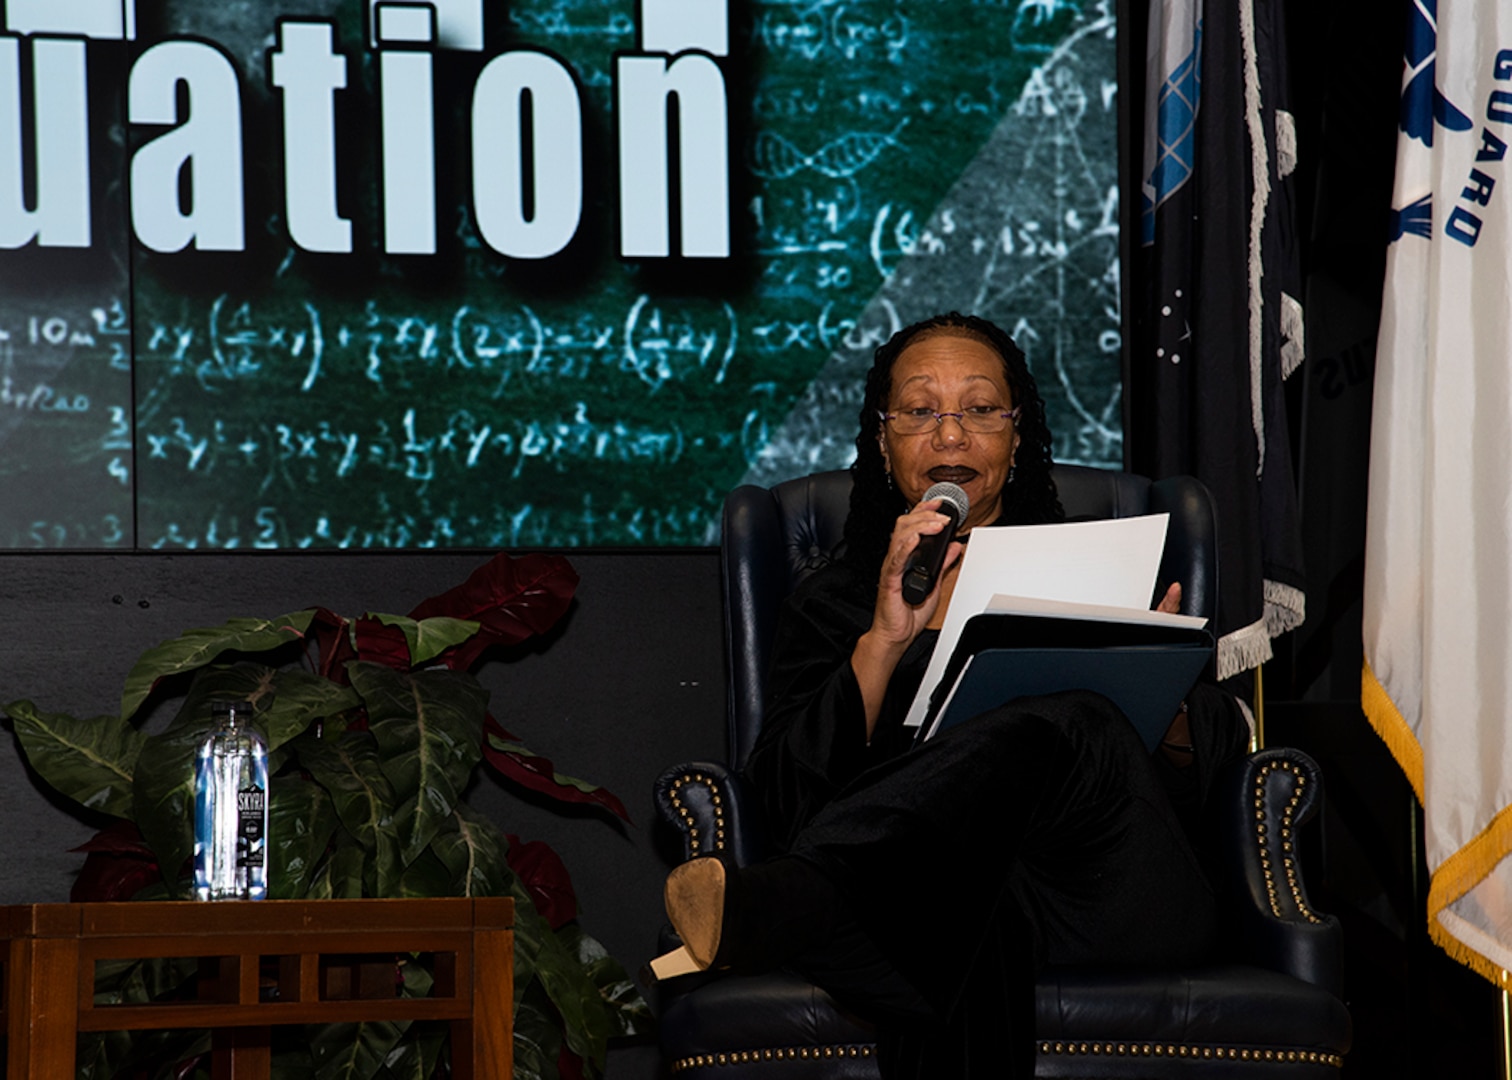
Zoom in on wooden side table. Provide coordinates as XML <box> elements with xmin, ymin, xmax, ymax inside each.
<box><xmin>0</xmin><ymin>897</ymin><xmax>513</xmax><ymax>1080</ymax></box>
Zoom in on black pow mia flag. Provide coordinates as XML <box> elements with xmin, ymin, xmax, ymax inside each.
<box><xmin>1132</xmin><ymin>0</ymin><xmax>1305</xmax><ymax>681</ymax></box>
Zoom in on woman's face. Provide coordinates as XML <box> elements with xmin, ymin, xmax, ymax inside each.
<box><xmin>879</xmin><ymin>331</ymin><xmax>1020</xmax><ymax>532</ymax></box>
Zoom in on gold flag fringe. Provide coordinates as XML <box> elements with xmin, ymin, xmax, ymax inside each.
<box><xmin>1360</xmin><ymin>659</ymin><xmax>1423</xmax><ymax>804</ymax></box>
<box><xmin>1427</xmin><ymin>801</ymin><xmax>1512</xmax><ymax>987</ymax></box>
<box><xmin>1364</xmin><ymin>658</ymin><xmax>1512</xmax><ymax>988</ymax></box>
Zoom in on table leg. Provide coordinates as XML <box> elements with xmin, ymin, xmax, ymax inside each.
<box><xmin>9</xmin><ymin>935</ymin><xmax>80</xmax><ymax>1080</ymax></box>
<box><xmin>468</xmin><ymin>924</ymin><xmax>513</xmax><ymax>1080</ymax></box>
<box><xmin>211</xmin><ymin>1025</ymin><xmax>272</xmax><ymax>1080</ymax></box>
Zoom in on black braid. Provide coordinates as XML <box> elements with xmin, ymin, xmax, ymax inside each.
<box><xmin>841</xmin><ymin>313</ymin><xmax>1064</xmax><ymax>578</ymax></box>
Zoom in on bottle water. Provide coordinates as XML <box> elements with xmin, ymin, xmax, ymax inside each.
<box><xmin>193</xmin><ymin>700</ymin><xmax>269</xmax><ymax>901</ymax></box>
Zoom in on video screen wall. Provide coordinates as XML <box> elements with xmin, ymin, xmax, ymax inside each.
<box><xmin>0</xmin><ymin>0</ymin><xmax>1122</xmax><ymax>549</ymax></box>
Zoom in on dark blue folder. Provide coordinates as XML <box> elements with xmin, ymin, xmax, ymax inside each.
<box><xmin>917</xmin><ymin>612</ymin><xmax>1215</xmax><ymax>751</ymax></box>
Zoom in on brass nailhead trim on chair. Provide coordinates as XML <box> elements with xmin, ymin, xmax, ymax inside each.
<box><xmin>667</xmin><ymin>772</ymin><xmax>728</xmax><ymax>857</ymax></box>
<box><xmin>669</xmin><ymin>1045</ymin><xmax>875</xmax><ymax>1072</ymax></box>
<box><xmin>672</xmin><ymin>1041</ymin><xmax>1344</xmax><ymax>1072</ymax></box>
<box><xmin>1254</xmin><ymin>760</ymin><xmax>1321</xmax><ymax>923</ymax></box>
<box><xmin>1038</xmin><ymin>1041</ymin><xmax>1344</xmax><ymax>1068</ymax></box>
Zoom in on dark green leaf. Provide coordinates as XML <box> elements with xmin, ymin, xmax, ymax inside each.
<box><xmin>131</xmin><ymin>721</ymin><xmax>212</xmax><ymax>898</ymax></box>
<box><xmin>307</xmin><ymin>837</ymin><xmax>369</xmax><ymax>899</ymax></box>
<box><xmin>398</xmin><ymin>958</ymin><xmax>434</xmax><ymax>999</ymax></box>
<box><xmin>396</xmin><ymin>849</ymin><xmax>456</xmax><ymax>898</ymax></box>
<box><xmin>296</xmin><ymin>732</ymin><xmax>403</xmax><ymax>896</ymax></box>
<box><xmin>309</xmin><ymin>1020</ymin><xmax>410</xmax><ymax>1080</ymax></box>
<box><xmin>511</xmin><ymin>984</ymin><xmax>565</xmax><ymax>1080</ymax></box>
<box><xmin>429</xmin><ymin>804</ymin><xmax>511</xmax><ymax>898</ymax></box>
<box><xmin>7</xmin><ymin>701</ymin><xmax>143</xmax><ymax>817</ymax></box>
<box><xmin>556</xmin><ymin>924</ymin><xmax>655</xmax><ymax>1040</ymax></box>
<box><xmin>120</xmin><ymin>610</ymin><xmax>319</xmax><ymax>721</ymax></box>
<box><xmin>76</xmin><ymin>1029</ymin><xmax>134</xmax><ymax>1080</ymax></box>
<box><xmin>173</xmin><ymin>666</ymin><xmax>275</xmax><ymax>729</ymax></box>
<box><xmin>98</xmin><ymin>954</ymin><xmax>197</xmax><ymax>1006</ymax></box>
<box><xmin>370</xmin><ymin>614</ymin><xmax>482</xmax><ymax>666</ymax></box>
<box><xmin>510</xmin><ymin>889</ymin><xmax>610</xmax><ymax>1068</ymax></box>
<box><xmin>381</xmin><ymin>1022</ymin><xmax>445</xmax><ymax>1080</ymax></box>
<box><xmin>159</xmin><ymin>664</ymin><xmax>278</xmax><ymax>733</ymax></box>
<box><xmin>269</xmin><ymin>775</ymin><xmax>339</xmax><ymax>899</ymax></box>
<box><xmin>257</xmin><ymin>669</ymin><xmax>361</xmax><ymax>750</ymax></box>
<box><xmin>350</xmin><ymin>662</ymin><xmax>485</xmax><ymax>866</ymax></box>
<box><xmin>270</xmin><ymin>1043</ymin><xmax>317</xmax><ymax>1080</ymax></box>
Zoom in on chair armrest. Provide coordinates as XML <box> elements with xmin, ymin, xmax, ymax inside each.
<box><xmin>653</xmin><ymin>761</ymin><xmax>768</xmax><ymax>867</ymax></box>
<box><xmin>1216</xmin><ymin>746</ymin><xmax>1344</xmax><ymax>996</ymax></box>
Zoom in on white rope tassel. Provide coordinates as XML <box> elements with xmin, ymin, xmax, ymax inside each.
<box><xmin>1280</xmin><ymin>290</ymin><xmax>1305</xmax><ymax>380</ymax></box>
<box><xmin>1264</xmin><ymin>578</ymin><xmax>1306</xmax><ymax>636</ymax></box>
<box><xmin>1218</xmin><ymin>616</ymin><xmax>1274</xmax><ymax>681</ymax></box>
<box><xmin>1276</xmin><ymin>108</ymin><xmax>1298</xmax><ymax>179</ymax></box>
<box><xmin>1241</xmin><ymin>0</ymin><xmax>1270</xmax><ymax>479</ymax></box>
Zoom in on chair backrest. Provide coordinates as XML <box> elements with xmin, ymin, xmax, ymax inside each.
<box><xmin>719</xmin><ymin>466</ymin><xmax>1219</xmax><ymax>767</ymax></box>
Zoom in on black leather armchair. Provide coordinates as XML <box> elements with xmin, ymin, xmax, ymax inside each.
<box><xmin>653</xmin><ymin>466</ymin><xmax>1352</xmax><ymax>1077</ymax></box>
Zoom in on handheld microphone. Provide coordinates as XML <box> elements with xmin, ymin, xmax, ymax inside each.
<box><xmin>901</xmin><ymin>482</ymin><xmax>969</xmax><ymax>605</ymax></box>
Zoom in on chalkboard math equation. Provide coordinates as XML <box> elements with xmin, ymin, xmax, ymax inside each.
<box><xmin>2</xmin><ymin>0</ymin><xmax>1123</xmax><ymax>550</ymax></box>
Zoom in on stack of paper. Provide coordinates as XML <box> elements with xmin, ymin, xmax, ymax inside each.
<box><xmin>903</xmin><ymin>514</ymin><xmax>1213</xmax><ymax>749</ymax></box>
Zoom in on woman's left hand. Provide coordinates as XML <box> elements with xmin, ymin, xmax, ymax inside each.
<box><xmin>1155</xmin><ymin>581</ymin><xmax>1182</xmax><ymax>614</ymax></box>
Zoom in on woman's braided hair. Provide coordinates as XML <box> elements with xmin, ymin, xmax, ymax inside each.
<box><xmin>841</xmin><ymin>312</ymin><xmax>1064</xmax><ymax>576</ymax></box>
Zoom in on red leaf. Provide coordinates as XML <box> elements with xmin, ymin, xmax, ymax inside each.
<box><xmin>352</xmin><ymin>616</ymin><xmax>410</xmax><ymax>670</ymax></box>
<box><xmin>70</xmin><ymin>820</ymin><xmax>155</xmax><ymax>857</ymax></box>
<box><xmin>409</xmin><ymin>552</ymin><xmax>579</xmax><ymax>670</ymax></box>
<box><xmin>557</xmin><ymin>1043</ymin><xmax>587</xmax><ymax>1080</ymax></box>
<box><xmin>505</xmin><ymin>833</ymin><xmax>578</xmax><ymax>930</ymax></box>
<box><xmin>307</xmin><ymin>607</ymin><xmax>354</xmax><ymax>681</ymax></box>
<box><xmin>70</xmin><ymin>822</ymin><xmax>162</xmax><ymax>902</ymax></box>
<box><xmin>482</xmin><ymin>714</ymin><xmax>631</xmax><ymax>823</ymax></box>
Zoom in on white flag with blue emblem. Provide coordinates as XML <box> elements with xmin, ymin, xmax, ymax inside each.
<box><xmin>1139</xmin><ymin>0</ymin><xmax>1201</xmax><ymax>244</ymax></box>
<box><xmin>1364</xmin><ymin>0</ymin><xmax>1512</xmax><ymax>985</ymax></box>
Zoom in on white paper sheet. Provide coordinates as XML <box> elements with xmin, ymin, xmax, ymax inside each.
<box><xmin>984</xmin><ymin>593</ymin><xmax>1207</xmax><ymax>630</ymax></box>
<box><xmin>901</xmin><ymin>513</ymin><xmax>1171</xmax><ymax>729</ymax></box>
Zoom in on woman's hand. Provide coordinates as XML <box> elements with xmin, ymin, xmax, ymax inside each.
<box><xmin>874</xmin><ymin>499</ymin><xmax>964</xmax><ymax>639</ymax></box>
<box><xmin>1154</xmin><ymin>582</ymin><xmax>1192</xmax><ymax>766</ymax></box>
<box><xmin>851</xmin><ymin>500</ymin><xmax>965</xmax><ymax>737</ymax></box>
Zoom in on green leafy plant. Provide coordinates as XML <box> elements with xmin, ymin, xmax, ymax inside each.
<box><xmin>5</xmin><ymin>551</ymin><xmax>650</xmax><ymax>1080</ymax></box>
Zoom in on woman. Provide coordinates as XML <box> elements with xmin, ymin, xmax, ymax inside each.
<box><xmin>654</xmin><ymin>313</ymin><xmax>1251</xmax><ymax>1077</ymax></box>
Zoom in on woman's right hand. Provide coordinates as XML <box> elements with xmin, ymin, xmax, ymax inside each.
<box><xmin>850</xmin><ymin>500</ymin><xmax>964</xmax><ymax>736</ymax></box>
<box><xmin>872</xmin><ymin>498</ymin><xmax>963</xmax><ymax>644</ymax></box>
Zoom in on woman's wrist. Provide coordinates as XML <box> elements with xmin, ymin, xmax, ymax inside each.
<box><xmin>853</xmin><ymin>627</ymin><xmax>909</xmax><ymax>675</ymax></box>
<box><xmin>851</xmin><ymin>628</ymin><xmax>911</xmax><ymax>738</ymax></box>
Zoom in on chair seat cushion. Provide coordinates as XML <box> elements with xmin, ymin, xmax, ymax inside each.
<box><xmin>660</xmin><ymin>965</ymin><xmax>1352</xmax><ymax>1077</ymax></box>
<box><xmin>1038</xmin><ymin>963</ymin><xmax>1351</xmax><ymax>1046</ymax></box>
<box><xmin>1035</xmin><ymin>963</ymin><xmax>1352</xmax><ymax>1077</ymax></box>
<box><xmin>659</xmin><ymin>970</ymin><xmax>880</xmax><ymax>1077</ymax></box>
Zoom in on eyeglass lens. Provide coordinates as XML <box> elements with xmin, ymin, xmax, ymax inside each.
<box><xmin>885</xmin><ymin>409</ymin><xmax>1016</xmax><ymax>434</ymax></box>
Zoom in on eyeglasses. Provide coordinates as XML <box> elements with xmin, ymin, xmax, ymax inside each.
<box><xmin>879</xmin><ymin>405</ymin><xmax>1021</xmax><ymax>435</ymax></box>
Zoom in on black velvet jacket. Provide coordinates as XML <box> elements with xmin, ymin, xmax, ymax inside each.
<box><xmin>742</xmin><ymin>557</ymin><xmax>1251</xmax><ymax>862</ymax></box>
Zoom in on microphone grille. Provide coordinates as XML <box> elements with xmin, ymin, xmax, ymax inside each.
<box><xmin>920</xmin><ymin>481</ymin><xmax>969</xmax><ymax>520</ymax></box>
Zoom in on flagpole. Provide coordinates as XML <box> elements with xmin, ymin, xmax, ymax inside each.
<box><xmin>1502</xmin><ymin>989</ymin><xmax>1511</xmax><ymax>1080</ymax></box>
<box><xmin>1252</xmin><ymin>663</ymin><xmax>1265</xmax><ymax>750</ymax></box>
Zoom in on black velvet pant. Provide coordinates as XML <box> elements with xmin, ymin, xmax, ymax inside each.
<box><xmin>785</xmin><ymin>690</ymin><xmax>1219</xmax><ymax>1079</ymax></box>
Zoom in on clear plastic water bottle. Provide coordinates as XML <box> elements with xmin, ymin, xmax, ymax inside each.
<box><xmin>193</xmin><ymin>699</ymin><xmax>269</xmax><ymax>901</ymax></box>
